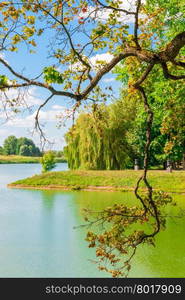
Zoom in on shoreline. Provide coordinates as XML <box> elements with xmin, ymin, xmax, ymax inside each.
<box><xmin>7</xmin><ymin>183</ymin><xmax>185</xmax><ymax>194</ymax></box>
<box><xmin>8</xmin><ymin>170</ymin><xmax>185</xmax><ymax>194</ymax></box>
<box><xmin>7</xmin><ymin>184</ymin><xmax>133</xmax><ymax>192</ymax></box>
<box><xmin>0</xmin><ymin>161</ymin><xmax>67</xmax><ymax>164</ymax></box>
<box><xmin>0</xmin><ymin>155</ymin><xmax>67</xmax><ymax>164</ymax></box>
<box><xmin>0</xmin><ymin>161</ymin><xmax>40</xmax><ymax>164</ymax></box>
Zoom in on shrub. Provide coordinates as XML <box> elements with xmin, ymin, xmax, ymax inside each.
<box><xmin>40</xmin><ymin>151</ymin><xmax>56</xmax><ymax>172</ymax></box>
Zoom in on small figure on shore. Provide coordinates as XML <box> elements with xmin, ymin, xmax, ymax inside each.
<box><xmin>166</xmin><ymin>159</ymin><xmax>172</xmax><ymax>173</ymax></box>
<box><xmin>134</xmin><ymin>159</ymin><xmax>139</xmax><ymax>171</ymax></box>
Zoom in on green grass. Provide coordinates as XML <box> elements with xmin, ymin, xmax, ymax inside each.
<box><xmin>0</xmin><ymin>155</ymin><xmax>67</xmax><ymax>164</ymax></box>
<box><xmin>8</xmin><ymin>169</ymin><xmax>185</xmax><ymax>193</ymax></box>
<box><xmin>0</xmin><ymin>155</ymin><xmax>40</xmax><ymax>164</ymax></box>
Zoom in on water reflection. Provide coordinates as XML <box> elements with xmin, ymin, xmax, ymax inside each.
<box><xmin>0</xmin><ymin>164</ymin><xmax>184</xmax><ymax>277</ymax></box>
<box><xmin>41</xmin><ymin>190</ymin><xmax>56</xmax><ymax>210</ymax></box>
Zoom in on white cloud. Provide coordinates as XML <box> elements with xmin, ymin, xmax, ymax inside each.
<box><xmin>5</xmin><ymin>112</ymin><xmax>54</xmax><ymax>128</ymax></box>
<box><xmin>0</xmin><ymin>129</ymin><xmax>10</xmax><ymax>146</ymax></box>
<box><xmin>71</xmin><ymin>52</ymin><xmax>114</xmax><ymax>72</ymax></box>
<box><xmin>102</xmin><ymin>77</ymin><xmax>115</xmax><ymax>83</ymax></box>
<box><xmin>0</xmin><ymin>53</ymin><xmax>5</xmax><ymax>59</ymax></box>
<box><xmin>0</xmin><ymin>128</ymin><xmax>9</xmax><ymax>136</ymax></box>
<box><xmin>51</xmin><ymin>105</ymin><xmax>65</xmax><ymax>110</ymax></box>
<box><xmin>89</xmin><ymin>53</ymin><xmax>114</xmax><ymax>68</ymax></box>
<box><xmin>27</xmin><ymin>110</ymin><xmax>60</xmax><ymax>122</ymax></box>
<box><xmin>0</xmin><ymin>87</ymin><xmax>42</xmax><ymax>110</ymax></box>
<box><xmin>0</xmin><ymin>110</ymin><xmax>15</xmax><ymax>120</ymax></box>
<box><xmin>0</xmin><ymin>52</ymin><xmax>8</xmax><ymax>62</ymax></box>
<box><xmin>44</xmin><ymin>136</ymin><xmax>66</xmax><ymax>150</ymax></box>
<box><xmin>4</xmin><ymin>106</ymin><xmax>71</xmax><ymax>129</ymax></box>
<box><xmin>22</xmin><ymin>87</ymin><xmax>42</xmax><ymax>106</ymax></box>
<box><xmin>5</xmin><ymin>117</ymin><xmax>32</xmax><ymax>128</ymax></box>
<box><xmin>0</xmin><ymin>94</ymin><xmax>72</xmax><ymax>149</ymax></box>
<box><xmin>80</xmin><ymin>0</ymin><xmax>139</xmax><ymax>23</ymax></box>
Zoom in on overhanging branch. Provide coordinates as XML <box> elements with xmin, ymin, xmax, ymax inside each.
<box><xmin>161</xmin><ymin>62</ymin><xmax>185</xmax><ymax>80</ymax></box>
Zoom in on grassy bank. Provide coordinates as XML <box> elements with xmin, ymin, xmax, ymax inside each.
<box><xmin>0</xmin><ymin>155</ymin><xmax>67</xmax><ymax>164</ymax></box>
<box><xmin>8</xmin><ymin>170</ymin><xmax>185</xmax><ymax>193</ymax></box>
<box><xmin>0</xmin><ymin>155</ymin><xmax>40</xmax><ymax>164</ymax></box>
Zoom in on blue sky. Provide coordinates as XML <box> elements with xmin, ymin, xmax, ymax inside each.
<box><xmin>0</xmin><ymin>45</ymin><xmax>122</xmax><ymax>151</ymax></box>
<box><xmin>0</xmin><ymin>1</ymin><xmax>136</xmax><ymax>150</ymax></box>
<box><xmin>0</xmin><ymin>48</ymin><xmax>122</xmax><ymax>149</ymax></box>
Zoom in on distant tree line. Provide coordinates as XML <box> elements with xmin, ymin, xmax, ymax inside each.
<box><xmin>0</xmin><ymin>136</ymin><xmax>67</xmax><ymax>160</ymax></box>
<box><xmin>0</xmin><ymin>135</ymin><xmax>42</xmax><ymax>157</ymax></box>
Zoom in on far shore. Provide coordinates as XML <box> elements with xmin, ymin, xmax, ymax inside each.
<box><xmin>0</xmin><ymin>155</ymin><xmax>67</xmax><ymax>164</ymax></box>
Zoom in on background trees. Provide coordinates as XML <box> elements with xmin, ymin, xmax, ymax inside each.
<box><xmin>16</xmin><ymin>137</ymin><xmax>41</xmax><ymax>156</ymax></box>
<box><xmin>2</xmin><ymin>136</ymin><xmax>41</xmax><ymax>156</ymax></box>
<box><xmin>3</xmin><ymin>135</ymin><xmax>18</xmax><ymax>155</ymax></box>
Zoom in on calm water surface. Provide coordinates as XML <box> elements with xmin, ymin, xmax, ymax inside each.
<box><xmin>0</xmin><ymin>163</ymin><xmax>184</xmax><ymax>277</ymax></box>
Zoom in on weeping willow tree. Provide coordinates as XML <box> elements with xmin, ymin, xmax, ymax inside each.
<box><xmin>65</xmin><ymin>97</ymin><xmax>137</xmax><ymax>170</ymax></box>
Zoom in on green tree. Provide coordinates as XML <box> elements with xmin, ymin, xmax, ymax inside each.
<box><xmin>65</xmin><ymin>98</ymin><xmax>137</xmax><ymax>170</ymax></box>
<box><xmin>0</xmin><ymin>146</ymin><xmax>3</xmax><ymax>155</ymax></box>
<box><xmin>115</xmin><ymin>63</ymin><xmax>185</xmax><ymax>169</ymax></box>
<box><xmin>40</xmin><ymin>151</ymin><xmax>56</xmax><ymax>172</ymax></box>
<box><xmin>160</xmin><ymin>88</ymin><xmax>185</xmax><ymax>168</ymax></box>
<box><xmin>3</xmin><ymin>135</ymin><xmax>17</xmax><ymax>155</ymax></box>
<box><xmin>2</xmin><ymin>136</ymin><xmax>41</xmax><ymax>156</ymax></box>
<box><xmin>34</xmin><ymin>147</ymin><xmax>42</xmax><ymax>157</ymax></box>
<box><xmin>19</xmin><ymin>144</ymin><xmax>31</xmax><ymax>156</ymax></box>
<box><xmin>55</xmin><ymin>150</ymin><xmax>64</xmax><ymax>158</ymax></box>
<box><xmin>16</xmin><ymin>137</ymin><xmax>41</xmax><ymax>156</ymax></box>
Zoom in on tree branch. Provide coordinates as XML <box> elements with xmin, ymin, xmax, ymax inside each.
<box><xmin>172</xmin><ymin>60</ymin><xmax>185</xmax><ymax>68</ymax></box>
<box><xmin>134</xmin><ymin>0</ymin><xmax>141</xmax><ymax>49</ymax></box>
<box><xmin>133</xmin><ymin>62</ymin><xmax>155</xmax><ymax>87</ymax></box>
<box><xmin>159</xmin><ymin>31</ymin><xmax>185</xmax><ymax>61</ymax></box>
<box><xmin>161</xmin><ymin>62</ymin><xmax>185</xmax><ymax>80</ymax></box>
<box><xmin>35</xmin><ymin>0</ymin><xmax>93</xmax><ymax>76</ymax></box>
<box><xmin>34</xmin><ymin>94</ymin><xmax>54</xmax><ymax>142</ymax></box>
<box><xmin>133</xmin><ymin>85</ymin><xmax>161</xmax><ymax>243</ymax></box>
<box><xmin>0</xmin><ymin>57</ymin><xmax>79</xmax><ymax>99</ymax></box>
<box><xmin>80</xmin><ymin>52</ymin><xmax>133</xmax><ymax>98</ymax></box>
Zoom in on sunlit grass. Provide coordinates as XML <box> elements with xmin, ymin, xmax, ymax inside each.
<box><xmin>9</xmin><ymin>169</ymin><xmax>185</xmax><ymax>193</ymax></box>
<box><xmin>0</xmin><ymin>155</ymin><xmax>40</xmax><ymax>164</ymax></box>
<box><xmin>0</xmin><ymin>155</ymin><xmax>66</xmax><ymax>164</ymax></box>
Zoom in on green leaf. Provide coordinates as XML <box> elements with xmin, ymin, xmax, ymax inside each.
<box><xmin>43</xmin><ymin>67</ymin><xmax>64</xmax><ymax>84</ymax></box>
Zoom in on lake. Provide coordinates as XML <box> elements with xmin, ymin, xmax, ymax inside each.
<box><xmin>0</xmin><ymin>163</ymin><xmax>184</xmax><ymax>277</ymax></box>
